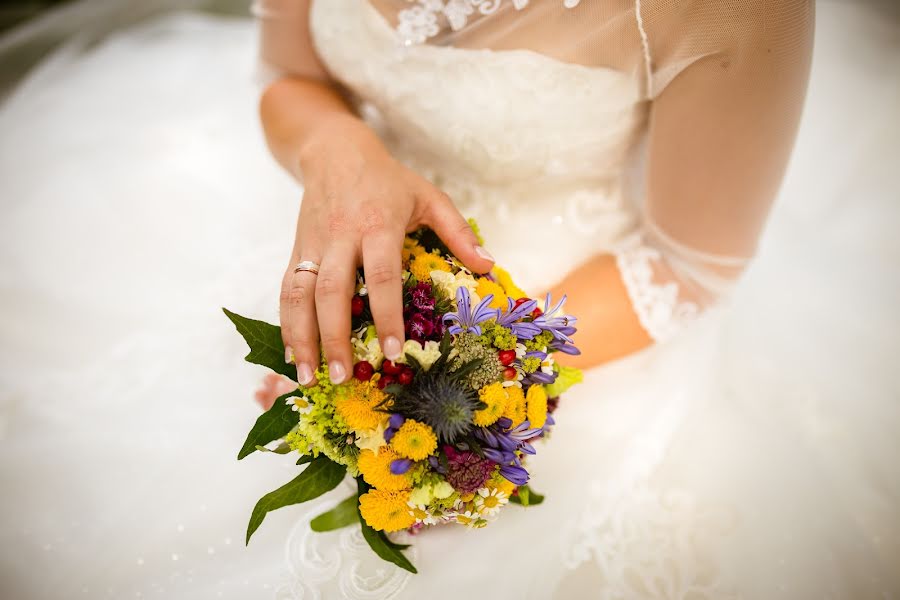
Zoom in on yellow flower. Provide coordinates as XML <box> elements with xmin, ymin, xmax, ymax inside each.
<box><xmin>334</xmin><ymin>380</ymin><xmax>389</xmax><ymax>431</ymax></box>
<box><xmin>391</xmin><ymin>420</ymin><xmax>437</xmax><ymax>461</ymax></box>
<box><xmin>526</xmin><ymin>384</ymin><xmax>549</xmax><ymax>429</ymax></box>
<box><xmin>492</xmin><ymin>265</ymin><xmax>528</xmax><ymax>300</ymax></box>
<box><xmin>357</xmin><ymin>447</ymin><xmax>411</xmax><ymax>491</ymax></box>
<box><xmin>475</xmin><ymin>278</ymin><xmax>508</xmax><ymax>310</ymax></box>
<box><xmin>402</xmin><ymin>237</ymin><xmax>426</xmax><ymax>263</ymax></box>
<box><xmin>488</xmin><ymin>476</ymin><xmax>517</xmax><ymax>496</ymax></box>
<box><xmin>359</xmin><ymin>489</ymin><xmax>415</xmax><ymax>532</ymax></box>
<box><xmin>410</xmin><ymin>252</ymin><xmax>451</xmax><ymax>282</ymax></box>
<box><xmin>474</xmin><ymin>382</ymin><xmax>507</xmax><ymax>426</ymax></box>
<box><xmin>502</xmin><ymin>386</ymin><xmax>527</xmax><ymax>427</ymax></box>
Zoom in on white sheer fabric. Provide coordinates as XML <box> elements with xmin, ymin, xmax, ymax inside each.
<box><xmin>255</xmin><ymin>0</ymin><xmax>813</xmax><ymax>342</ymax></box>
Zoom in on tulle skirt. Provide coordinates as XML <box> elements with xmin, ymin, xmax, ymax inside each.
<box><xmin>1</xmin><ymin>3</ymin><xmax>898</xmax><ymax>599</ymax></box>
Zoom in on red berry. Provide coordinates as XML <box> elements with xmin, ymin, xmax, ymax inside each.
<box><xmin>377</xmin><ymin>374</ymin><xmax>396</xmax><ymax>389</ymax></box>
<box><xmin>353</xmin><ymin>361</ymin><xmax>374</xmax><ymax>381</ymax></box>
<box><xmin>530</xmin><ymin>307</ymin><xmax>543</xmax><ymax>319</ymax></box>
<box><xmin>398</xmin><ymin>368</ymin><xmax>414</xmax><ymax>386</ymax></box>
<box><xmin>503</xmin><ymin>366</ymin><xmax>518</xmax><ymax>381</ymax></box>
<box><xmin>498</xmin><ymin>349</ymin><xmax>516</xmax><ymax>366</ymax></box>
<box><xmin>351</xmin><ymin>295</ymin><xmax>365</xmax><ymax>317</ymax></box>
<box><xmin>382</xmin><ymin>360</ymin><xmax>403</xmax><ymax>375</ymax></box>
<box><xmin>513</xmin><ymin>297</ymin><xmax>531</xmax><ymax>308</ymax></box>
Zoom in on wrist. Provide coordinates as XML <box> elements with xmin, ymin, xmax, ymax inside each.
<box><xmin>296</xmin><ymin>112</ymin><xmax>384</xmax><ymax>177</ymax></box>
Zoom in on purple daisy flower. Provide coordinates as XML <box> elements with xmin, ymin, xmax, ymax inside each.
<box><xmin>533</xmin><ymin>293</ymin><xmax>578</xmax><ymax>344</ymax></box>
<box><xmin>496</xmin><ymin>297</ymin><xmax>541</xmax><ymax>340</ymax></box>
<box><xmin>443</xmin><ymin>287</ymin><xmax>498</xmax><ymax>336</ymax></box>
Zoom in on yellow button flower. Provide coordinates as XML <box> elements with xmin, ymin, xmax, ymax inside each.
<box><xmin>475</xmin><ymin>278</ymin><xmax>508</xmax><ymax>310</ymax></box>
<box><xmin>359</xmin><ymin>489</ymin><xmax>415</xmax><ymax>532</ymax></box>
<box><xmin>526</xmin><ymin>384</ymin><xmax>548</xmax><ymax>429</ymax></box>
<box><xmin>474</xmin><ymin>382</ymin><xmax>507</xmax><ymax>426</ymax></box>
<box><xmin>357</xmin><ymin>447</ymin><xmax>411</xmax><ymax>491</ymax></box>
<box><xmin>390</xmin><ymin>420</ymin><xmax>437</xmax><ymax>461</ymax></box>
<box><xmin>410</xmin><ymin>252</ymin><xmax>450</xmax><ymax>282</ymax></box>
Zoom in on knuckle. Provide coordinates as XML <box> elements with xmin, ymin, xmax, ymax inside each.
<box><xmin>319</xmin><ymin>333</ymin><xmax>347</xmax><ymax>350</ymax></box>
<box><xmin>326</xmin><ymin>210</ymin><xmax>349</xmax><ymax>236</ymax></box>
<box><xmin>365</xmin><ymin>262</ymin><xmax>399</xmax><ymax>287</ymax></box>
<box><xmin>358</xmin><ymin>205</ymin><xmax>386</xmax><ymax>236</ymax></box>
<box><xmin>315</xmin><ymin>273</ymin><xmax>347</xmax><ymax>299</ymax></box>
<box><xmin>282</xmin><ymin>282</ymin><xmax>311</xmax><ymax>308</ymax></box>
<box><xmin>291</xmin><ymin>333</ymin><xmax>319</xmax><ymax>351</ymax></box>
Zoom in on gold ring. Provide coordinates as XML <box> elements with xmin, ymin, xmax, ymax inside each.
<box><xmin>293</xmin><ymin>260</ymin><xmax>320</xmax><ymax>275</ymax></box>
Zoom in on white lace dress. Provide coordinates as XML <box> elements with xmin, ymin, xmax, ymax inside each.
<box><xmin>0</xmin><ymin>1</ymin><xmax>898</xmax><ymax>599</ymax></box>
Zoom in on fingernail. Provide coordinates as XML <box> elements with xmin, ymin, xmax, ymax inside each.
<box><xmin>474</xmin><ymin>245</ymin><xmax>495</xmax><ymax>263</ymax></box>
<box><xmin>297</xmin><ymin>363</ymin><xmax>313</xmax><ymax>385</ymax></box>
<box><xmin>383</xmin><ymin>336</ymin><xmax>402</xmax><ymax>361</ymax></box>
<box><xmin>285</xmin><ymin>346</ymin><xmax>295</xmax><ymax>364</ymax></box>
<box><xmin>328</xmin><ymin>362</ymin><xmax>346</xmax><ymax>384</ymax></box>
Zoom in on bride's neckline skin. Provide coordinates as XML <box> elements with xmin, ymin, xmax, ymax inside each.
<box><xmin>351</xmin><ymin>0</ymin><xmax>644</xmax><ymax>76</ymax></box>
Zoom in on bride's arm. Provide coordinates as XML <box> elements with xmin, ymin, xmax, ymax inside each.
<box><xmin>255</xmin><ymin>0</ymin><xmax>495</xmax><ymax>386</ymax></box>
<box><xmin>555</xmin><ymin>2</ymin><xmax>814</xmax><ymax>368</ymax></box>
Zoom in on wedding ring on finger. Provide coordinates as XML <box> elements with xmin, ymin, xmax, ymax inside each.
<box><xmin>293</xmin><ymin>260</ymin><xmax>320</xmax><ymax>275</ymax></box>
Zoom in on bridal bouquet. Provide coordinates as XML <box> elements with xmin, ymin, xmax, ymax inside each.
<box><xmin>225</xmin><ymin>225</ymin><xmax>582</xmax><ymax>573</ymax></box>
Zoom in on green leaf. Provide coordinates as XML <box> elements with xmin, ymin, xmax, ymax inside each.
<box><xmin>254</xmin><ymin>442</ymin><xmax>292</xmax><ymax>454</ymax></box>
<box><xmin>310</xmin><ymin>494</ymin><xmax>358</xmax><ymax>532</ymax></box>
<box><xmin>509</xmin><ymin>484</ymin><xmax>545</xmax><ymax>507</ymax></box>
<box><xmin>296</xmin><ymin>455</ymin><xmax>314</xmax><ymax>465</ymax></box>
<box><xmin>237</xmin><ymin>389</ymin><xmax>301</xmax><ymax>460</ymax></box>
<box><xmin>355</xmin><ymin>478</ymin><xmax>417</xmax><ymax>573</ymax></box>
<box><xmin>222</xmin><ymin>308</ymin><xmax>295</xmax><ymax>380</ymax></box>
<box><xmin>403</xmin><ymin>352</ymin><xmax>424</xmax><ymax>374</ymax></box>
<box><xmin>543</xmin><ymin>365</ymin><xmax>584</xmax><ymax>398</ymax></box>
<box><xmin>246</xmin><ymin>457</ymin><xmax>346</xmax><ymax>544</ymax></box>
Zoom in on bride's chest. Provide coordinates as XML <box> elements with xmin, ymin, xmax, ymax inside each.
<box><xmin>309</xmin><ymin>0</ymin><xmax>646</xmax><ymax>182</ymax></box>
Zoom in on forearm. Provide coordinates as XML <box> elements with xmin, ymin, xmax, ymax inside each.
<box><xmin>258</xmin><ymin>76</ymin><xmax>360</xmax><ymax>181</ymax></box>
<box><xmin>548</xmin><ymin>254</ymin><xmax>653</xmax><ymax>369</ymax></box>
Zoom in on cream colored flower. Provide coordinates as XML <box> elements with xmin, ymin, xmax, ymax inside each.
<box><xmin>396</xmin><ymin>339</ymin><xmax>441</xmax><ymax>370</ymax></box>
<box><xmin>429</xmin><ymin>269</ymin><xmax>480</xmax><ymax>303</ymax></box>
<box><xmin>351</xmin><ymin>335</ymin><xmax>384</xmax><ymax>370</ymax></box>
<box><xmin>354</xmin><ymin>421</ymin><xmax>388</xmax><ymax>454</ymax></box>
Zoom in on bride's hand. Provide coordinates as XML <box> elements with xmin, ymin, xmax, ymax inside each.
<box><xmin>281</xmin><ymin>113</ymin><xmax>495</xmax><ymax>386</ymax></box>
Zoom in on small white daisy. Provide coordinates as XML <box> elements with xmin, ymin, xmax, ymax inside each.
<box><xmin>407</xmin><ymin>502</ymin><xmax>439</xmax><ymax>526</ymax></box>
<box><xmin>285</xmin><ymin>396</ymin><xmax>311</xmax><ymax>414</ymax></box>
<box><xmin>474</xmin><ymin>487</ymin><xmax>509</xmax><ymax>517</ymax></box>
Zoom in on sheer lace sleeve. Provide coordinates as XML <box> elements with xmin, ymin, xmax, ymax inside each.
<box><xmin>614</xmin><ymin>0</ymin><xmax>814</xmax><ymax>342</ymax></box>
<box><xmin>252</xmin><ymin>0</ymin><xmax>331</xmax><ymax>85</ymax></box>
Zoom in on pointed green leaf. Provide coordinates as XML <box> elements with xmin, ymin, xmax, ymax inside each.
<box><xmin>543</xmin><ymin>365</ymin><xmax>584</xmax><ymax>398</ymax></box>
<box><xmin>223</xmin><ymin>308</ymin><xmax>295</xmax><ymax>380</ymax></box>
<box><xmin>356</xmin><ymin>478</ymin><xmax>417</xmax><ymax>573</ymax></box>
<box><xmin>310</xmin><ymin>494</ymin><xmax>358</xmax><ymax>532</ymax></box>
<box><xmin>296</xmin><ymin>455</ymin><xmax>313</xmax><ymax>465</ymax></box>
<box><xmin>238</xmin><ymin>389</ymin><xmax>301</xmax><ymax>460</ymax></box>
<box><xmin>509</xmin><ymin>484</ymin><xmax>545</xmax><ymax>506</ymax></box>
<box><xmin>254</xmin><ymin>442</ymin><xmax>292</xmax><ymax>454</ymax></box>
<box><xmin>246</xmin><ymin>457</ymin><xmax>346</xmax><ymax>544</ymax></box>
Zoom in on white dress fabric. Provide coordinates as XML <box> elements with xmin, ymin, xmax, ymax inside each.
<box><xmin>0</xmin><ymin>1</ymin><xmax>899</xmax><ymax>599</ymax></box>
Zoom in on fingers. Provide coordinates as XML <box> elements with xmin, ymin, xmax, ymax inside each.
<box><xmin>315</xmin><ymin>240</ymin><xmax>357</xmax><ymax>384</ymax></box>
<box><xmin>280</xmin><ymin>256</ymin><xmax>321</xmax><ymax>387</ymax></box>
<box><xmin>362</xmin><ymin>230</ymin><xmax>405</xmax><ymax>362</ymax></box>
<box><xmin>421</xmin><ymin>188</ymin><xmax>495</xmax><ymax>274</ymax></box>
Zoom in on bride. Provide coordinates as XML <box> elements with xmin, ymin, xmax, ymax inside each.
<box><xmin>0</xmin><ymin>0</ymin><xmax>898</xmax><ymax>598</ymax></box>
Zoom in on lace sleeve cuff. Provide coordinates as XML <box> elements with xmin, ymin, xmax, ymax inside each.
<box><xmin>613</xmin><ymin>238</ymin><xmax>699</xmax><ymax>343</ymax></box>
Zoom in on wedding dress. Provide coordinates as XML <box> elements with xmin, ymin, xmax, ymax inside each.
<box><xmin>1</xmin><ymin>1</ymin><xmax>898</xmax><ymax>599</ymax></box>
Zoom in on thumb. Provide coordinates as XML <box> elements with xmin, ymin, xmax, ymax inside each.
<box><xmin>421</xmin><ymin>189</ymin><xmax>495</xmax><ymax>274</ymax></box>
